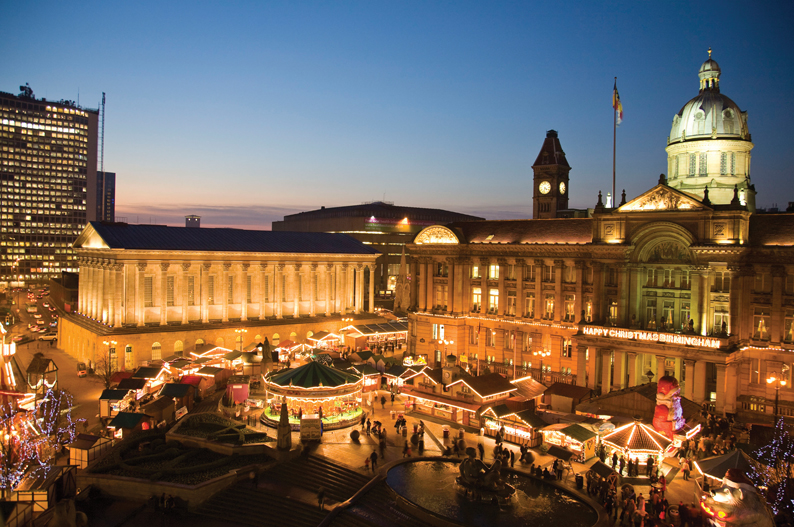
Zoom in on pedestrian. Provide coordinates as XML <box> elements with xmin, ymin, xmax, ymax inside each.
<box><xmin>510</xmin><ymin>450</ymin><xmax>515</xmax><ymax>468</ymax></box>
<box><xmin>556</xmin><ymin>461</ymin><xmax>563</xmax><ymax>480</ymax></box>
<box><xmin>646</xmin><ymin>455</ymin><xmax>653</xmax><ymax>477</ymax></box>
<box><xmin>360</xmin><ymin>414</ymin><xmax>366</xmax><ymax>430</ymax></box>
<box><xmin>679</xmin><ymin>501</ymin><xmax>690</xmax><ymax>527</ymax></box>
<box><xmin>627</xmin><ymin>458</ymin><xmax>633</xmax><ymax>477</ymax></box>
<box><xmin>370</xmin><ymin>451</ymin><xmax>378</xmax><ymax>470</ymax></box>
<box><xmin>381</xmin><ymin>395</ymin><xmax>386</xmax><ymax>409</ymax></box>
<box><xmin>317</xmin><ymin>486</ymin><xmax>326</xmax><ymax>510</ymax></box>
<box><xmin>364</xmin><ymin>456</ymin><xmax>370</xmax><ymax>471</ymax></box>
<box><xmin>659</xmin><ymin>474</ymin><xmax>667</xmax><ymax>498</ymax></box>
<box><xmin>619</xmin><ymin>455</ymin><xmax>625</xmax><ymax>476</ymax></box>
<box><xmin>403</xmin><ymin>441</ymin><xmax>410</xmax><ymax>458</ymax></box>
<box><xmin>477</xmin><ymin>442</ymin><xmax>485</xmax><ymax>461</ymax></box>
<box><xmin>366</xmin><ymin>418</ymin><xmax>371</xmax><ymax>435</ymax></box>
<box><xmin>391</xmin><ymin>392</ymin><xmax>395</xmax><ymax>406</ymax></box>
<box><xmin>612</xmin><ymin>452</ymin><xmax>619</xmax><ymax>470</ymax></box>
<box><xmin>682</xmin><ymin>458</ymin><xmax>691</xmax><ymax>481</ymax></box>
<box><xmin>406</xmin><ymin>444</ymin><xmax>412</xmax><ymax>457</ymax></box>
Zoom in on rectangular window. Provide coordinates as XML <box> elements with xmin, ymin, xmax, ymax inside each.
<box><xmin>754</xmin><ymin>272</ymin><xmax>771</xmax><ymax>293</ymax></box>
<box><xmin>646</xmin><ymin>299</ymin><xmax>657</xmax><ymax>329</ymax></box>
<box><xmin>488</xmin><ymin>264</ymin><xmax>499</xmax><ymax>280</ymax></box>
<box><xmin>505</xmin><ymin>330</ymin><xmax>514</xmax><ymax>350</ymax></box>
<box><xmin>151</xmin><ymin>343</ymin><xmax>161</xmax><ymax>361</ymax></box>
<box><xmin>608</xmin><ymin>299</ymin><xmax>618</xmax><ymax>326</ymax></box>
<box><xmin>564</xmin><ymin>294</ymin><xmax>575</xmax><ymax>321</ymax></box>
<box><xmin>526</xmin><ymin>264</ymin><xmax>536</xmax><ymax>282</ymax></box>
<box><xmin>470</xmin><ymin>326</ymin><xmax>479</xmax><ymax>345</ymax></box>
<box><xmin>524</xmin><ymin>333</ymin><xmax>533</xmax><ymax>352</ymax></box>
<box><xmin>247</xmin><ymin>275</ymin><xmax>253</xmax><ymax>304</ymax></box>
<box><xmin>166</xmin><ymin>276</ymin><xmax>174</xmax><ymax>306</ymax></box>
<box><xmin>713</xmin><ymin>308</ymin><xmax>729</xmax><ymax>335</ymax></box>
<box><xmin>720</xmin><ymin>152</ymin><xmax>728</xmax><ymax>176</ymax></box>
<box><xmin>680</xmin><ymin>302</ymin><xmax>691</xmax><ymax>330</ymax></box>
<box><xmin>506</xmin><ymin>265</ymin><xmax>516</xmax><ymax>280</ymax></box>
<box><xmin>472</xmin><ymin>287</ymin><xmax>482</xmax><ymax>312</ymax></box>
<box><xmin>227</xmin><ymin>276</ymin><xmax>234</xmax><ymax>303</ymax></box>
<box><xmin>125</xmin><ymin>346</ymin><xmax>134</xmax><ymax>370</ymax></box>
<box><xmin>646</xmin><ymin>268</ymin><xmax>658</xmax><ymax>287</ymax></box>
<box><xmin>730</xmin><ymin>152</ymin><xmax>736</xmax><ymax>175</ymax></box>
<box><xmin>606</xmin><ymin>267</ymin><xmax>618</xmax><ymax>287</ymax></box>
<box><xmin>432</xmin><ymin>324</ymin><xmax>445</xmax><ymax>341</ymax></box>
<box><xmin>562</xmin><ymin>338</ymin><xmax>572</xmax><ymax>358</ymax></box>
<box><xmin>187</xmin><ymin>276</ymin><xmax>195</xmax><ymax>306</ymax></box>
<box><xmin>750</xmin><ymin>358</ymin><xmax>760</xmax><ymax>384</ymax></box>
<box><xmin>435</xmin><ymin>284</ymin><xmax>448</xmax><ymax>308</ymax></box>
<box><xmin>584</xmin><ymin>297</ymin><xmax>592</xmax><ymax>322</ymax></box>
<box><xmin>525</xmin><ymin>293</ymin><xmax>535</xmax><ymax>318</ymax></box>
<box><xmin>785</xmin><ymin>310</ymin><xmax>794</xmax><ymax>344</ymax></box>
<box><xmin>699</xmin><ymin>152</ymin><xmax>709</xmax><ymax>175</ymax></box>
<box><xmin>263</xmin><ymin>276</ymin><xmax>270</xmax><ymax>302</ymax></box>
<box><xmin>681</xmin><ymin>270</ymin><xmax>691</xmax><ymax>289</ymax></box>
<box><xmin>662</xmin><ymin>300</ymin><xmax>675</xmax><ymax>328</ymax></box>
<box><xmin>144</xmin><ymin>276</ymin><xmax>153</xmax><ymax>307</ymax></box>
<box><xmin>753</xmin><ymin>307</ymin><xmax>771</xmax><ymax>340</ymax></box>
<box><xmin>488</xmin><ymin>288</ymin><xmax>499</xmax><ymax>313</ymax></box>
<box><xmin>543</xmin><ymin>265</ymin><xmax>553</xmax><ymax>283</ymax></box>
<box><xmin>583</xmin><ymin>266</ymin><xmax>593</xmax><ymax>285</ymax></box>
<box><xmin>544</xmin><ymin>294</ymin><xmax>555</xmax><ymax>319</ymax></box>
<box><xmin>674</xmin><ymin>155</ymin><xmax>679</xmax><ymax>178</ymax></box>
<box><xmin>563</xmin><ymin>264</ymin><xmax>576</xmax><ymax>283</ymax></box>
<box><xmin>208</xmin><ymin>276</ymin><xmax>215</xmax><ymax>305</ymax></box>
<box><xmin>471</xmin><ymin>265</ymin><xmax>481</xmax><ymax>279</ymax></box>
<box><xmin>506</xmin><ymin>291</ymin><xmax>517</xmax><ymax>316</ymax></box>
<box><xmin>488</xmin><ymin>329</ymin><xmax>496</xmax><ymax>348</ymax></box>
<box><xmin>689</xmin><ymin>153</ymin><xmax>696</xmax><ymax>176</ymax></box>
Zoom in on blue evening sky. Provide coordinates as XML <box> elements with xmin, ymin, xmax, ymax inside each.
<box><xmin>3</xmin><ymin>1</ymin><xmax>793</xmax><ymax>228</ymax></box>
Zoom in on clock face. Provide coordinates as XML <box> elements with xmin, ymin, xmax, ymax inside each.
<box><xmin>559</xmin><ymin>182</ymin><xmax>566</xmax><ymax>195</ymax></box>
<box><xmin>539</xmin><ymin>181</ymin><xmax>551</xmax><ymax>194</ymax></box>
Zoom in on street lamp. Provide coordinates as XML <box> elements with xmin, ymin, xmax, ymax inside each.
<box><xmin>102</xmin><ymin>340</ymin><xmax>117</xmax><ymax>372</ymax></box>
<box><xmin>767</xmin><ymin>375</ymin><xmax>787</xmax><ymax>423</ymax></box>
<box><xmin>533</xmin><ymin>348</ymin><xmax>551</xmax><ymax>379</ymax></box>
<box><xmin>234</xmin><ymin>328</ymin><xmax>248</xmax><ymax>352</ymax></box>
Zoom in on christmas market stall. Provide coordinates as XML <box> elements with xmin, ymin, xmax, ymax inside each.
<box><xmin>341</xmin><ymin>321</ymin><xmax>408</xmax><ymax>352</ymax></box>
<box><xmin>261</xmin><ymin>361</ymin><xmax>363</xmax><ymax>431</ymax></box>
<box><xmin>481</xmin><ymin>405</ymin><xmax>546</xmax><ymax>447</ymax></box>
<box><xmin>601</xmin><ymin>419</ymin><xmax>673</xmax><ymax>469</ymax></box>
<box><xmin>540</xmin><ymin>423</ymin><xmax>598</xmax><ymax>462</ymax></box>
<box><xmin>694</xmin><ymin>449</ymin><xmax>760</xmax><ymax>484</ymax></box>
<box><xmin>348</xmin><ymin>363</ymin><xmax>381</xmax><ymax>392</ymax></box>
<box><xmin>307</xmin><ymin>331</ymin><xmax>342</xmax><ymax>351</ymax></box>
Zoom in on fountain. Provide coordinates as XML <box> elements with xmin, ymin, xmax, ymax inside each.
<box><xmin>456</xmin><ymin>447</ymin><xmax>516</xmax><ymax>505</ymax></box>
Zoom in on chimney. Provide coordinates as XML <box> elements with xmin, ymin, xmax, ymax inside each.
<box><xmin>185</xmin><ymin>215</ymin><xmax>201</xmax><ymax>228</ymax></box>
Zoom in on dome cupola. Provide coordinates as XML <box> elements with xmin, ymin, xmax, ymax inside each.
<box><xmin>698</xmin><ymin>48</ymin><xmax>721</xmax><ymax>92</ymax></box>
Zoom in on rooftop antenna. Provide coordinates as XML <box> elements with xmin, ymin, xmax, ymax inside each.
<box><xmin>100</xmin><ymin>93</ymin><xmax>106</xmax><ymax>175</ymax></box>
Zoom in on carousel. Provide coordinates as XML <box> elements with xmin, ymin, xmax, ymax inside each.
<box><xmin>260</xmin><ymin>361</ymin><xmax>363</xmax><ymax>431</ymax></box>
<box><xmin>601</xmin><ymin>419</ymin><xmax>673</xmax><ymax>471</ymax></box>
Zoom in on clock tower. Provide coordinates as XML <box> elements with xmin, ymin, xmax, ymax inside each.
<box><xmin>532</xmin><ymin>130</ymin><xmax>570</xmax><ymax>219</ymax></box>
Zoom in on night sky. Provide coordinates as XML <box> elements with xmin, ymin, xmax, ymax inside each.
<box><xmin>3</xmin><ymin>1</ymin><xmax>793</xmax><ymax>228</ymax></box>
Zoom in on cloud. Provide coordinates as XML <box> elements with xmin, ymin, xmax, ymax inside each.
<box><xmin>114</xmin><ymin>203</ymin><xmax>303</xmax><ymax>229</ymax></box>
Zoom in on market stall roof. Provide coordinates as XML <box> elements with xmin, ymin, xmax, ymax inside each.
<box><xmin>69</xmin><ymin>433</ymin><xmax>103</xmax><ymax>451</ymax></box>
<box><xmin>239</xmin><ymin>352</ymin><xmax>258</xmax><ymax>365</ymax></box>
<box><xmin>402</xmin><ymin>387</ymin><xmax>481</xmax><ymax>413</ymax></box>
<box><xmin>482</xmin><ymin>404</ymin><xmax>514</xmax><ymax>419</ymax></box>
<box><xmin>117</xmin><ymin>378</ymin><xmax>147</xmax><ymax>391</ymax></box>
<box><xmin>560</xmin><ymin>423</ymin><xmax>598</xmax><ymax>443</ymax></box>
<box><xmin>169</xmin><ymin>359</ymin><xmax>193</xmax><ymax>370</ymax></box>
<box><xmin>547</xmin><ymin>445</ymin><xmax>575</xmax><ymax>461</ymax></box>
<box><xmin>181</xmin><ymin>375</ymin><xmax>205</xmax><ymax>387</ymax></box>
<box><xmin>307</xmin><ymin>331</ymin><xmax>340</xmax><ymax>342</ymax></box>
<box><xmin>350</xmin><ymin>364</ymin><xmax>379</xmax><ymax>376</ymax></box>
<box><xmin>159</xmin><ymin>383</ymin><xmax>193</xmax><ymax>398</ymax></box>
<box><xmin>275</xmin><ymin>340</ymin><xmax>302</xmax><ymax>350</ymax></box>
<box><xmin>110</xmin><ymin>371</ymin><xmax>133</xmax><ymax>384</ymax></box>
<box><xmin>132</xmin><ymin>367</ymin><xmax>162</xmax><ymax>379</ymax></box>
<box><xmin>350</xmin><ymin>350</ymin><xmax>374</xmax><ymax>362</ymax></box>
<box><xmin>448</xmin><ymin>372</ymin><xmax>517</xmax><ymax>398</ymax></box>
<box><xmin>515</xmin><ymin>409</ymin><xmax>549</xmax><ymax>429</ymax></box>
<box><xmin>99</xmin><ymin>389</ymin><xmax>131</xmax><ymax>401</ymax></box>
<box><xmin>197</xmin><ymin>366</ymin><xmax>225</xmax><ymax>376</ymax></box>
<box><xmin>192</xmin><ymin>357</ymin><xmax>212</xmax><ymax>366</ymax></box>
<box><xmin>575</xmin><ymin>382</ymin><xmax>702</xmax><ymax>424</ymax></box>
<box><xmin>344</xmin><ymin>321</ymin><xmax>408</xmax><ymax>336</ymax></box>
<box><xmin>589</xmin><ymin>460</ymin><xmax>618</xmax><ymax>479</ymax></box>
<box><xmin>602</xmin><ymin>420</ymin><xmax>672</xmax><ymax>453</ymax></box>
<box><xmin>510</xmin><ymin>376</ymin><xmax>548</xmax><ymax>400</ymax></box>
<box><xmin>544</xmin><ymin>382</ymin><xmax>593</xmax><ymax>400</ymax></box>
<box><xmin>26</xmin><ymin>355</ymin><xmax>56</xmax><ymax>375</ymax></box>
<box><xmin>192</xmin><ymin>346</ymin><xmax>234</xmax><ymax>358</ymax></box>
<box><xmin>267</xmin><ymin>361</ymin><xmax>361</xmax><ymax>389</ymax></box>
<box><xmin>384</xmin><ymin>364</ymin><xmax>408</xmax><ymax>378</ymax></box>
<box><xmin>223</xmin><ymin>351</ymin><xmax>243</xmax><ymax>361</ymax></box>
<box><xmin>695</xmin><ymin>449</ymin><xmax>760</xmax><ymax>481</ymax></box>
<box><xmin>229</xmin><ymin>375</ymin><xmax>250</xmax><ymax>384</ymax></box>
<box><xmin>108</xmin><ymin>412</ymin><xmax>150</xmax><ymax>429</ymax></box>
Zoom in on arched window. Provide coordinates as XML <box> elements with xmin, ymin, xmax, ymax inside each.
<box><xmin>174</xmin><ymin>340</ymin><xmax>184</xmax><ymax>356</ymax></box>
<box><xmin>290</xmin><ymin>332</ymin><xmax>297</xmax><ymax>341</ymax></box>
<box><xmin>125</xmin><ymin>345</ymin><xmax>134</xmax><ymax>370</ymax></box>
<box><xmin>723</xmin><ymin>109</ymin><xmax>735</xmax><ymax>134</ymax></box>
<box><xmin>255</xmin><ymin>334</ymin><xmax>262</xmax><ymax>342</ymax></box>
<box><xmin>215</xmin><ymin>337</ymin><xmax>224</xmax><ymax>347</ymax></box>
<box><xmin>694</xmin><ymin>111</ymin><xmax>705</xmax><ymax>135</ymax></box>
<box><xmin>272</xmin><ymin>333</ymin><xmax>280</xmax><ymax>346</ymax></box>
<box><xmin>151</xmin><ymin>342</ymin><xmax>162</xmax><ymax>361</ymax></box>
<box><xmin>307</xmin><ymin>331</ymin><xmax>314</xmax><ymax>339</ymax></box>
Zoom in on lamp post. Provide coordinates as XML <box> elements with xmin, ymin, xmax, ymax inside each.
<box><xmin>533</xmin><ymin>349</ymin><xmax>551</xmax><ymax>380</ymax></box>
<box><xmin>767</xmin><ymin>375</ymin><xmax>787</xmax><ymax>423</ymax></box>
<box><xmin>442</xmin><ymin>339</ymin><xmax>454</xmax><ymax>365</ymax></box>
<box><xmin>234</xmin><ymin>328</ymin><xmax>248</xmax><ymax>352</ymax></box>
<box><xmin>102</xmin><ymin>340</ymin><xmax>117</xmax><ymax>372</ymax></box>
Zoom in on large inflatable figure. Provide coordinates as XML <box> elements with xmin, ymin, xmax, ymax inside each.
<box><xmin>700</xmin><ymin>469</ymin><xmax>775</xmax><ymax>527</ymax></box>
<box><xmin>653</xmin><ymin>375</ymin><xmax>685</xmax><ymax>439</ymax></box>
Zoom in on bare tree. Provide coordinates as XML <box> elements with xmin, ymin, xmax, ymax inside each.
<box><xmin>95</xmin><ymin>347</ymin><xmax>117</xmax><ymax>389</ymax></box>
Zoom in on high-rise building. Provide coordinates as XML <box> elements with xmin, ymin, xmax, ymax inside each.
<box><xmin>96</xmin><ymin>171</ymin><xmax>116</xmax><ymax>222</ymax></box>
<box><xmin>0</xmin><ymin>85</ymin><xmax>99</xmax><ymax>286</ymax></box>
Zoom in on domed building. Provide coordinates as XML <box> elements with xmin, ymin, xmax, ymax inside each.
<box><xmin>665</xmin><ymin>50</ymin><xmax>756</xmax><ymax>211</ymax></box>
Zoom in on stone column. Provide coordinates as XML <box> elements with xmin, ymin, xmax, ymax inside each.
<box><xmin>515</xmin><ymin>259</ymin><xmax>525</xmax><ymax>317</ymax></box>
<box><xmin>628</xmin><ymin>266</ymin><xmax>641</xmax><ymax>326</ymax></box>
<box><xmin>715</xmin><ymin>363</ymin><xmax>727</xmax><ymax>414</ymax></box>
<box><xmin>699</xmin><ymin>268</ymin><xmax>711</xmax><ymax>336</ymax></box>
<box><xmin>353</xmin><ymin>264</ymin><xmax>362</xmax><ymax>314</ymax></box>
<box><xmin>325</xmin><ymin>264</ymin><xmax>333</xmax><ymax>316</ymax></box>
<box><xmin>771</xmin><ymin>266</ymin><xmax>785</xmax><ymax>343</ymax></box>
<box><xmin>574</xmin><ymin>260</ymin><xmax>584</xmax><ymax>322</ymax></box>
<box><xmin>656</xmin><ymin>354</ymin><xmax>666</xmax><ymax>379</ymax></box>
<box><xmin>614</xmin><ymin>350</ymin><xmax>626</xmax><ymax>389</ymax></box>
<box><xmin>293</xmin><ymin>263</ymin><xmax>302</xmax><ymax>317</ymax></box>
<box><xmin>181</xmin><ymin>263</ymin><xmax>190</xmax><ymax>324</ymax></box>
<box><xmin>587</xmin><ymin>347</ymin><xmax>598</xmax><ymax>389</ymax></box>
<box><xmin>684</xmin><ymin>360</ymin><xmax>695</xmax><ymax>401</ymax></box>
<box><xmin>275</xmin><ymin>263</ymin><xmax>284</xmax><ymax>319</ymax></box>
<box><xmin>601</xmin><ymin>349</ymin><xmax>612</xmax><ymax>393</ymax></box>
<box><xmin>137</xmin><ymin>262</ymin><xmax>147</xmax><ymax>327</ymax></box>
<box><xmin>418</xmin><ymin>258</ymin><xmax>427</xmax><ymax>311</ymax></box>
<box><xmin>160</xmin><ymin>263</ymin><xmax>170</xmax><ymax>326</ymax></box>
<box><xmin>309</xmin><ymin>263</ymin><xmax>317</xmax><ymax>317</ymax></box>
<box><xmin>553</xmin><ymin>260</ymin><xmax>564</xmax><ymax>322</ymax></box>
<box><xmin>617</xmin><ymin>266</ymin><xmax>629</xmax><ymax>326</ymax></box>
<box><xmin>426</xmin><ymin>260</ymin><xmax>434</xmax><ymax>311</ymax></box>
<box><xmin>497</xmin><ymin>258</ymin><xmax>506</xmax><ymax>316</ymax></box>
<box><xmin>96</xmin><ymin>262</ymin><xmax>106</xmax><ymax>323</ymax></box>
<box><xmin>693</xmin><ymin>360</ymin><xmax>707</xmax><ymax>403</ymax></box>
<box><xmin>446</xmin><ymin>258</ymin><xmax>455</xmax><ymax>314</ymax></box>
<box><xmin>690</xmin><ymin>267</ymin><xmax>701</xmax><ymax>334</ymax></box>
<box><xmin>576</xmin><ymin>345</ymin><xmax>588</xmax><ymax>387</ymax></box>
<box><xmin>368</xmin><ymin>263</ymin><xmax>375</xmax><ymax>313</ymax></box>
<box><xmin>724</xmin><ymin>363</ymin><xmax>738</xmax><ymax>414</ymax></box>
<box><xmin>591</xmin><ymin>263</ymin><xmax>604</xmax><ymax>324</ymax></box>
<box><xmin>88</xmin><ymin>262</ymin><xmax>96</xmax><ymax>318</ymax></box>
<box><xmin>240</xmin><ymin>263</ymin><xmax>249</xmax><ymax>321</ymax></box>
<box><xmin>727</xmin><ymin>266</ymin><xmax>740</xmax><ymax>336</ymax></box>
<box><xmin>221</xmin><ymin>263</ymin><xmax>231</xmax><ymax>322</ymax></box>
<box><xmin>107</xmin><ymin>263</ymin><xmax>115</xmax><ymax>326</ymax></box>
<box><xmin>339</xmin><ymin>264</ymin><xmax>348</xmax><ymax>314</ymax></box>
<box><xmin>201</xmin><ymin>263</ymin><xmax>210</xmax><ymax>323</ymax></box>
<box><xmin>627</xmin><ymin>352</ymin><xmax>637</xmax><ymax>387</ymax></box>
<box><xmin>115</xmin><ymin>263</ymin><xmax>125</xmax><ymax>326</ymax></box>
<box><xmin>259</xmin><ymin>263</ymin><xmax>268</xmax><ymax>320</ymax></box>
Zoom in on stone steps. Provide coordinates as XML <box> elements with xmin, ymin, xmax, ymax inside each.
<box><xmin>331</xmin><ymin>482</ymin><xmax>425</xmax><ymax>527</ymax></box>
<box><xmin>263</xmin><ymin>455</ymin><xmax>370</xmax><ymax>503</ymax></box>
<box><xmin>196</xmin><ymin>484</ymin><xmax>325</xmax><ymax>527</ymax></box>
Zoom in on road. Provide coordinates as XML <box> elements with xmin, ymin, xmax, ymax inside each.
<box><xmin>4</xmin><ymin>288</ymin><xmax>104</xmax><ymax>434</ymax></box>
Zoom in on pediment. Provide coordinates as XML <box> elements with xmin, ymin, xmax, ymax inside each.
<box><xmin>618</xmin><ymin>185</ymin><xmax>709</xmax><ymax>213</ymax></box>
<box><xmin>414</xmin><ymin>225</ymin><xmax>459</xmax><ymax>245</ymax></box>
<box><xmin>73</xmin><ymin>224</ymin><xmax>110</xmax><ymax>250</ymax></box>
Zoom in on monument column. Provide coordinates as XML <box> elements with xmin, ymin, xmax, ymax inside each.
<box><xmin>627</xmin><ymin>351</ymin><xmax>637</xmax><ymax>387</ymax></box>
<box><xmin>693</xmin><ymin>360</ymin><xmax>707</xmax><ymax>403</ymax></box>
<box><xmin>201</xmin><ymin>263</ymin><xmax>210</xmax><ymax>323</ymax></box>
<box><xmin>684</xmin><ymin>359</ymin><xmax>695</xmax><ymax>401</ymax></box>
<box><xmin>181</xmin><ymin>263</ymin><xmax>191</xmax><ymax>324</ymax></box>
<box><xmin>715</xmin><ymin>363</ymin><xmax>727</xmax><ymax>414</ymax></box>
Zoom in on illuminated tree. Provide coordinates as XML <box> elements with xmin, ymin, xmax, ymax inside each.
<box><xmin>32</xmin><ymin>388</ymin><xmax>78</xmax><ymax>464</ymax></box>
<box><xmin>95</xmin><ymin>347</ymin><xmax>117</xmax><ymax>389</ymax></box>
<box><xmin>749</xmin><ymin>417</ymin><xmax>794</xmax><ymax>516</ymax></box>
<box><xmin>0</xmin><ymin>405</ymin><xmax>35</xmax><ymax>498</ymax></box>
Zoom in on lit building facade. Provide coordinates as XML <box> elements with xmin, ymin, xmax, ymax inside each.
<box><xmin>96</xmin><ymin>171</ymin><xmax>116</xmax><ymax>222</ymax></box>
<box><xmin>273</xmin><ymin>202</ymin><xmax>482</xmax><ymax>296</ymax></box>
<box><xmin>59</xmin><ymin>222</ymin><xmax>380</xmax><ymax>371</ymax></box>
<box><xmin>0</xmin><ymin>85</ymin><xmax>99</xmax><ymax>286</ymax></box>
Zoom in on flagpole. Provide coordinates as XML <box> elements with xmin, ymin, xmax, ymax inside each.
<box><xmin>613</xmin><ymin>76</ymin><xmax>617</xmax><ymax>207</ymax></box>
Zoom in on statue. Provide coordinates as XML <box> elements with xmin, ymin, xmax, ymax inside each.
<box><xmin>700</xmin><ymin>469</ymin><xmax>774</xmax><ymax>527</ymax></box>
<box><xmin>457</xmin><ymin>447</ymin><xmax>516</xmax><ymax>502</ymax></box>
<box><xmin>653</xmin><ymin>375</ymin><xmax>685</xmax><ymax>439</ymax></box>
<box><xmin>277</xmin><ymin>401</ymin><xmax>292</xmax><ymax>450</ymax></box>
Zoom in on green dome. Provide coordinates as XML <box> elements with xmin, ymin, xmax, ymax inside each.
<box><xmin>267</xmin><ymin>361</ymin><xmax>361</xmax><ymax>389</ymax></box>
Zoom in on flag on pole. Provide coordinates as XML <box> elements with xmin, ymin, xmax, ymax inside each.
<box><xmin>612</xmin><ymin>81</ymin><xmax>623</xmax><ymax>126</ymax></box>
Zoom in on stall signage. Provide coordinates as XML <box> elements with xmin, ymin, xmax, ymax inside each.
<box><xmin>582</xmin><ymin>327</ymin><xmax>721</xmax><ymax>349</ymax></box>
<box><xmin>175</xmin><ymin>406</ymin><xmax>188</xmax><ymax>420</ymax></box>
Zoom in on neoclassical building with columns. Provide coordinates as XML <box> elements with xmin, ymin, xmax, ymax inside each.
<box><xmin>59</xmin><ymin>222</ymin><xmax>380</xmax><ymax>370</ymax></box>
<box><xmin>406</xmin><ymin>180</ymin><xmax>794</xmax><ymax>425</ymax></box>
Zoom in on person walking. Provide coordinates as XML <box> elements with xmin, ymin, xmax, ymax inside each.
<box><xmin>317</xmin><ymin>486</ymin><xmax>326</xmax><ymax>510</ymax></box>
<box><xmin>510</xmin><ymin>450</ymin><xmax>515</xmax><ymax>468</ymax></box>
<box><xmin>659</xmin><ymin>474</ymin><xmax>667</xmax><ymax>498</ymax></box>
<box><xmin>477</xmin><ymin>442</ymin><xmax>485</xmax><ymax>461</ymax></box>
<box><xmin>360</xmin><ymin>414</ymin><xmax>366</xmax><ymax>430</ymax></box>
<box><xmin>380</xmin><ymin>395</ymin><xmax>386</xmax><ymax>409</ymax></box>
<box><xmin>612</xmin><ymin>452</ymin><xmax>619</xmax><ymax>470</ymax></box>
<box><xmin>403</xmin><ymin>441</ymin><xmax>410</xmax><ymax>458</ymax></box>
<box><xmin>370</xmin><ymin>451</ymin><xmax>378</xmax><ymax>471</ymax></box>
<box><xmin>390</xmin><ymin>392</ymin><xmax>395</xmax><ymax>406</ymax></box>
<box><xmin>619</xmin><ymin>455</ymin><xmax>626</xmax><ymax>476</ymax></box>
<box><xmin>366</xmin><ymin>418</ymin><xmax>371</xmax><ymax>435</ymax></box>
<box><xmin>682</xmin><ymin>458</ymin><xmax>691</xmax><ymax>481</ymax></box>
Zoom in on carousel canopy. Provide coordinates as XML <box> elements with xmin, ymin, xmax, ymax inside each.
<box><xmin>602</xmin><ymin>421</ymin><xmax>672</xmax><ymax>453</ymax></box>
<box><xmin>268</xmin><ymin>361</ymin><xmax>361</xmax><ymax>389</ymax></box>
<box><xmin>696</xmin><ymin>449</ymin><xmax>760</xmax><ymax>481</ymax></box>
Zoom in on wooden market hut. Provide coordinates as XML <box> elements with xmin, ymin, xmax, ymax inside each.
<box><xmin>98</xmin><ymin>389</ymin><xmax>132</xmax><ymax>419</ymax></box>
<box><xmin>540</xmin><ymin>423</ymin><xmax>599</xmax><ymax>462</ymax></box>
<box><xmin>307</xmin><ymin>331</ymin><xmax>342</xmax><ymax>350</ymax></box>
<box><xmin>601</xmin><ymin>420</ymin><xmax>673</xmax><ymax>466</ymax></box>
<box><xmin>159</xmin><ymin>383</ymin><xmax>195</xmax><ymax>412</ymax></box>
<box><xmin>107</xmin><ymin>412</ymin><xmax>154</xmax><ymax>439</ymax></box>
<box><xmin>349</xmin><ymin>364</ymin><xmax>381</xmax><ymax>392</ymax></box>
<box><xmin>116</xmin><ymin>377</ymin><xmax>148</xmax><ymax>399</ymax></box>
<box><xmin>542</xmin><ymin>382</ymin><xmax>593</xmax><ymax>413</ymax></box>
<box><xmin>180</xmin><ymin>375</ymin><xmax>210</xmax><ymax>398</ymax></box>
<box><xmin>68</xmin><ymin>433</ymin><xmax>113</xmax><ymax>469</ymax></box>
<box><xmin>141</xmin><ymin>396</ymin><xmax>175</xmax><ymax>425</ymax></box>
<box><xmin>8</xmin><ymin>466</ymin><xmax>76</xmax><ymax>515</ymax></box>
<box><xmin>196</xmin><ymin>366</ymin><xmax>232</xmax><ymax>388</ymax></box>
<box><xmin>480</xmin><ymin>404</ymin><xmax>547</xmax><ymax>447</ymax></box>
<box><xmin>226</xmin><ymin>375</ymin><xmax>251</xmax><ymax>405</ymax></box>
